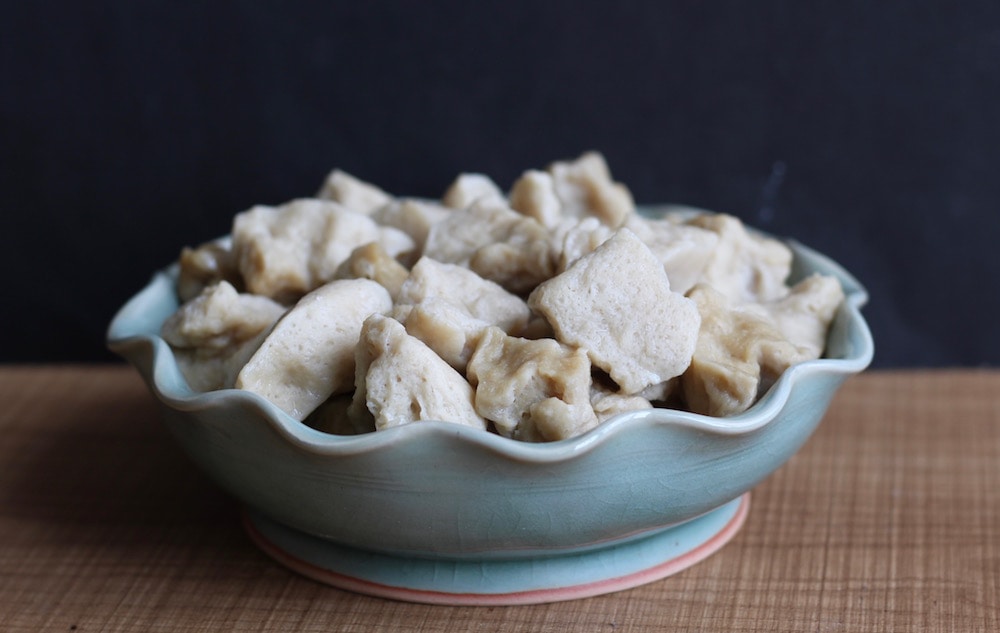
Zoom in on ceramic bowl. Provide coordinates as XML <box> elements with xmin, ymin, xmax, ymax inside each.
<box><xmin>107</xmin><ymin>207</ymin><xmax>873</xmax><ymax>604</ymax></box>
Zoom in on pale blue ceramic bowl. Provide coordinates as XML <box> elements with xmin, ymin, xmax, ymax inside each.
<box><xmin>107</xmin><ymin>208</ymin><xmax>873</xmax><ymax>603</ymax></box>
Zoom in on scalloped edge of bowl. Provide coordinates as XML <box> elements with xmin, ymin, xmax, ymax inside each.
<box><xmin>107</xmin><ymin>209</ymin><xmax>874</xmax><ymax>463</ymax></box>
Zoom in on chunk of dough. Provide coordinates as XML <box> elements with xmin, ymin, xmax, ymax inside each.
<box><xmin>624</xmin><ymin>214</ymin><xmax>720</xmax><ymax>295</ymax></box>
<box><xmin>236</xmin><ymin>279</ymin><xmax>392</xmax><ymax>420</ymax></box>
<box><xmin>508</xmin><ymin>170</ymin><xmax>562</xmax><ymax>228</ymax></box>
<box><xmin>350</xmin><ymin>314</ymin><xmax>487</xmax><ymax>431</ymax></box>
<box><xmin>397</xmin><ymin>257</ymin><xmax>531</xmax><ymax>335</ymax></box>
<box><xmin>529</xmin><ymin>229</ymin><xmax>701</xmax><ymax>394</ymax></box>
<box><xmin>161</xmin><ymin>281</ymin><xmax>286</xmax><ymax>352</ymax></box>
<box><xmin>316</xmin><ymin>169</ymin><xmax>392</xmax><ymax>215</ymax></box>
<box><xmin>680</xmin><ymin>277</ymin><xmax>842</xmax><ymax>417</ymax></box>
<box><xmin>176</xmin><ymin>237</ymin><xmax>241</xmax><ymax>303</ymax></box>
<box><xmin>442</xmin><ymin>173</ymin><xmax>506</xmax><ymax>209</ymax></box>
<box><xmin>233</xmin><ymin>199</ymin><xmax>414</xmax><ymax>303</ymax></box>
<box><xmin>590</xmin><ymin>386</ymin><xmax>653</xmax><ymax>424</ymax></box>
<box><xmin>687</xmin><ymin>213</ymin><xmax>792</xmax><ymax>303</ymax></box>
<box><xmin>369</xmin><ymin>198</ymin><xmax>451</xmax><ymax>256</ymax></box>
<box><xmin>547</xmin><ymin>152</ymin><xmax>635</xmax><ymax>228</ymax></box>
<box><xmin>549</xmin><ymin>217</ymin><xmax>615</xmax><ymax>273</ymax></box>
<box><xmin>467</xmin><ymin>327</ymin><xmax>598</xmax><ymax>442</ymax></box>
<box><xmin>334</xmin><ymin>242</ymin><xmax>409</xmax><ymax>300</ymax></box>
<box><xmin>161</xmin><ymin>281</ymin><xmax>287</xmax><ymax>392</ymax></box>
<box><xmin>765</xmin><ymin>273</ymin><xmax>845</xmax><ymax>359</ymax></box>
<box><xmin>172</xmin><ymin>331</ymin><xmax>270</xmax><ymax>393</ymax></box>
<box><xmin>402</xmin><ymin>298</ymin><xmax>491</xmax><ymax>372</ymax></box>
<box><xmin>423</xmin><ymin>201</ymin><xmax>555</xmax><ymax>293</ymax></box>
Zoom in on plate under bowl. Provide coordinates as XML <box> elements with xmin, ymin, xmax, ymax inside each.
<box><xmin>244</xmin><ymin>494</ymin><xmax>749</xmax><ymax>605</ymax></box>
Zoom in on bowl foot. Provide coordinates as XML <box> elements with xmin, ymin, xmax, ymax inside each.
<box><xmin>243</xmin><ymin>493</ymin><xmax>749</xmax><ymax>605</ymax></box>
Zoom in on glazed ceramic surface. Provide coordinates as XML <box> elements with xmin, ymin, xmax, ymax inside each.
<box><xmin>242</xmin><ymin>493</ymin><xmax>750</xmax><ymax>605</ymax></box>
<box><xmin>107</xmin><ymin>206</ymin><xmax>873</xmax><ymax>600</ymax></box>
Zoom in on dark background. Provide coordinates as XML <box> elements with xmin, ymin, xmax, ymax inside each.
<box><xmin>2</xmin><ymin>1</ymin><xmax>997</xmax><ymax>366</ymax></box>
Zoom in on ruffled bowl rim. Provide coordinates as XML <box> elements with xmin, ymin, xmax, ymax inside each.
<box><xmin>107</xmin><ymin>207</ymin><xmax>874</xmax><ymax>464</ymax></box>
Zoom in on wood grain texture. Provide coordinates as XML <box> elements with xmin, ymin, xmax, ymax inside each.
<box><xmin>0</xmin><ymin>366</ymin><xmax>997</xmax><ymax>632</ymax></box>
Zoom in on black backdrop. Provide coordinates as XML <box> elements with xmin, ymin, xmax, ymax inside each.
<box><xmin>2</xmin><ymin>1</ymin><xmax>998</xmax><ymax>366</ymax></box>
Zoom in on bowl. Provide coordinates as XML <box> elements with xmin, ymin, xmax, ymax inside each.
<box><xmin>107</xmin><ymin>206</ymin><xmax>873</xmax><ymax>605</ymax></box>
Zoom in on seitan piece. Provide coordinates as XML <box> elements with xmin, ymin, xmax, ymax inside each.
<box><xmin>442</xmin><ymin>173</ymin><xmax>506</xmax><ymax>209</ymax></box>
<box><xmin>316</xmin><ymin>169</ymin><xmax>392</xmax><ymax>215</ymax></box>
<box><xmin>349</xmin><ymin>314</ymin><xmax>487</xmax><ymax>431</ymax></box>
<box><xmin>529</xmin><ymin>229</ymin><xmax>701</xmax><ymax>394</ymax></box>
<box><xmin>236</xmin><ymin>279</ymin><xmax>392</xmax><ymax>420</ymax></box>
<box><xmin>232</xmin><ymin>199</ymin><xmax>414</xmax><ymax>303</ymax></box>
<box><xmin>467</xmin><ymin>327</ymin><xmax>598</xmax><ymax>442</ymax></box>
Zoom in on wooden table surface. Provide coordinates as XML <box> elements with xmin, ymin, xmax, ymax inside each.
<box><xmin>1</xmin><ymin>366</ymin><xmax>997</xmax><ymax>632</ymax></box>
